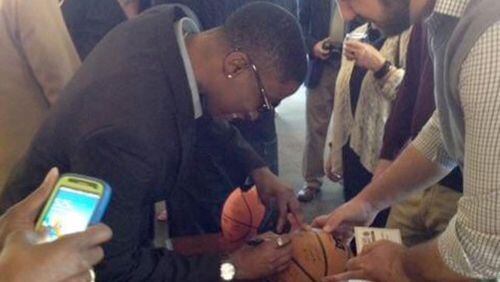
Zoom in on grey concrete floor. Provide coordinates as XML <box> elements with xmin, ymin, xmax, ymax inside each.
<box><xmin>276</xmin><ymin>86</ymin><xmax>344</xmax><ymax>223</ymax></box>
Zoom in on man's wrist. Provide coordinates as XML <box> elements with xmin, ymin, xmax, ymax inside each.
<box><xmin>353</xmin><ymin>194</ymin><xmax>379</xmax><ymax>216</ymax></box>
<box><xmin>355</xmin><ymin>176</ymin><xmax>395</xmax><ymax>213</ymax></box>
<box><xmin>401</xmin><ymin>247</ymin><xmax>423</xmax><ymax>281</ymax></box>
<box><xmin>221</xmin><ymin>253</ymin><xmax>241</xmax><ymax>281</ymax></box>
<box><xmin>220</xmin><ymin>261</ymin><xmax>236</xmax><ymax>281</ymax></box>
<box><xmin>0</xmin><ymin>255</ymin><xmax>16</xmax><ymax>282</ymax></box>
<box><xmin>374</xmin><ymin>60</ymin><xmax>392</xmax><ymax>79</ymax></box>
<box><xmin>250</xmin><ymin>167</ymin><xmax>271</xmax><ymax>185</ymax></box>
<box><xmin>373</xmin><ymin>56</ymin><xmax>386</xmax><ymax>71</ymax></box>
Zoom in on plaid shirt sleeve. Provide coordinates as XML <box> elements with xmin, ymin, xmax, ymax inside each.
<box><xmin>414</xmin><ymin>22</ymin><xmax>500</xmax><ymax>278</ymax></box>
<box><xmin>412</xmin><ymin>110</ymin><xmax>457</xmax><ymax>169</ymax></box>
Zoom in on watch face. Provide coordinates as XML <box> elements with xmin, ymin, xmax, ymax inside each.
<box><xmin>220</xmin><ymin>262</ymin><xmax>236</xmax><ymax>281</ymax></box>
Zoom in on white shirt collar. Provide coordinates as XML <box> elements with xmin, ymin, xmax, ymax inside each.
<box><xmin>174</xmin><ymin>17</ymin><xmax>202</xmax><ymax>119</ymax></box>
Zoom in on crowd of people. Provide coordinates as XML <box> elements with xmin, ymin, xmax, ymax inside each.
<box><xmin>0</xmin><ymin>0</ymin><xmax>499</xmax><ymax>281</ymax></box>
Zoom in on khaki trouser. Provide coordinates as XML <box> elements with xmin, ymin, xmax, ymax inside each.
<box><xmin>302</xmin><ymin>65</ymin><xmax>338</xmax><ymax>188</ymax></box>
<box><xmin>386</xmin><ymin>183</ymin><xmax>461</xmax><ymax>247</ymax></box>
<box><xmin>387</xmin><ymin>185</ymin><xmax>498</xmax><ymax>281</ymax></box>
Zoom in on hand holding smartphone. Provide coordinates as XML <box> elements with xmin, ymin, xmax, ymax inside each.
<box><xmin>35</xmin><ymin>174</ymin><xmax>111</xmax><ymax>243</ymax></box>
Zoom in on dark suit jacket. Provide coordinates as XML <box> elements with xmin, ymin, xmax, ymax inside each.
<box><xmin>299</xmin><ymin>0</ymin><xmax>344</xmax><ymax>88</ymax></box>
<box><xmin>0</xmin><ymin>5</ymin><xmax>264</xmax><ymax>281</ymax></box>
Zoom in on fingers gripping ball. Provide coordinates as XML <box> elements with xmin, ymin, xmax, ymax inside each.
<box><xmin>271</xmin><ymin>229</ymin><xmax>350</xmax><ymax>282</ymax></box>
<box><xmin>221</xmin><ymin>187</ymin><xmax>266</xmax><ymax>243</ymax></box>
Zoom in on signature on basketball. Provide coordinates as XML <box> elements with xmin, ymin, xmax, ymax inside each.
<box><xmin>333</xmin><ymin>236</ymin><xmax>346</xmax><ymax>251</ymax></box>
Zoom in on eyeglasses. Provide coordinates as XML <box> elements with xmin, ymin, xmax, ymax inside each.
<box><xmin>225</xmin><ymin>48</ymin><xmax>274</xmax><ymax>113</ymax></box>
<box><xmin>248</xmin><ymin>63</ymin><xmax>274</xmax><ymax>113</ymax></box>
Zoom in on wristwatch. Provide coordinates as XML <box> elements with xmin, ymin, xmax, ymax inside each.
<box><xmin>374</xmin><ymin>60</ymin><xmax>393</xmax><ymax>79</ymax></box>
<box><xmin>220</xmin><ymin>260</ymin><xmax>236</xmax><ymax>281</ymax></box>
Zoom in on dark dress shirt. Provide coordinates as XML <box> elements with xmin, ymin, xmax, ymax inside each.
<box><xmin>380</xmin><ymin>24</ymin><xmax>462</xmax><ymax>192</ymax></box>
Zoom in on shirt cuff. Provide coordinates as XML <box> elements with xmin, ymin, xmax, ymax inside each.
<box><xmin>437</xmin><ymin>216</ymin><xmax>475</xmax><ymax>277</ymax></box>
<box><xmin>438</xmin><ymin>215</ymin><xmax>500</xmax><ymax>279</ymax></box>
<box><xmin>411</xmin><ymin>112</ymin><xmax>456</xmax><ymax>169</ymax></box>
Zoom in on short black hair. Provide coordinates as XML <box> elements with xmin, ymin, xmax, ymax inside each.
<box><xmin>223</xmin><ymin>2</ymin><xmax>307</xmax><ymax>84</ymax></box>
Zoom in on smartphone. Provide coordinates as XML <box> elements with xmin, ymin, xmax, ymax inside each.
<box><xmin>35</xmin><ymin>173</ymin><xmax>112</xmax><ymax>243</ymax></box>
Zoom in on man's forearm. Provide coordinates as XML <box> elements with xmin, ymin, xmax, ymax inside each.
<box><xmin>357</xmin><ymin>145</ymin><xmax>451</xmax><ymax>212</ymax></box>
<box><xmin>0</xmin><ymin>254</ymin><xmax>24</xmax><ymax>282</ymax></box>
<box><xmin>403</xmin><ymin>240</ymin><xmax>471</xmax><ymax>282</ymax></box>
<box><xmin>0</xmin><ymin>256</ymin><xmax>10</xmax><ymax>282</ymax></box>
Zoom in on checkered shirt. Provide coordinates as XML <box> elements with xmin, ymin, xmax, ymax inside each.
<box><xmin>412</xmin><ymin>0</ymin><xmax>500</xmax><ymax>278</ymax></box>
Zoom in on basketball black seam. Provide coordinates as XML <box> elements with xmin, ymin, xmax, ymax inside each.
<box><xmin>292</xmin><ymin>258</ymin><xmax>315</xmax><ymax>282</ymax></box>
<box><xmin>221</xmin><ymin>214</ymin><xmax>255</xmax><ymax>243</ymax></box>
<box><xmin>314</xmin><ymin>233</ymin><xmax>329</xmax><ymax>277</ymax></box>
<box><xmin>241</xmin><ymin>192</ymin><xmax>254</xmax><ymax>226</ymax></box>
<box><xmin>222</xmin><ymin>214</ymin><xmax>256</xmax><ymax>229</ymax></box>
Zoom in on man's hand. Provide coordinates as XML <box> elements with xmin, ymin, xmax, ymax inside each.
<box><xmin>0</xmin><ymin>167</ymin><xmax>59</xmax><ymax>251</ymax></box>
<box><xmin>311</xmin><ymin>198</ymin><xmax>377</xmax><ymax>243</ymax></box>
<box><xmin>313</xmin><ymin>38</ymin><xmax>333</xmax><ymax>60</ymax></box>
<box><xmin>324</xmin><ymin>150</ymin><xmax>343</xmax><ymax>182</ymax></box>
<box><xmin>322</xmin><ymin>240</ymin><xmax>411</xmax><ymax>282</ymax></box>
<box><xmin>344</xmin><ymin>41</ymin><xmax>386</xmax><ymax>72</ymax></box>
<box><xmin>0</xmin><ymin>225</ymin><xmax>112</xmax><ymax>282</ymax></box>
<box><xmin>229</xmin><ymin>232</ymin><xmax>293</xmax><ymax>280</ymax></box>
<box><xmin>251</xmin><ymin>167</ymin><xmax>304</xmax><ymax>233</ymax></box>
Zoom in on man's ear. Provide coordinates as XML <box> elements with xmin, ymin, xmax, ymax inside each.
<box><xmin>223</xmin><ymin>51</ymin><xmax>250</xmax><ymax>78</ymax></box>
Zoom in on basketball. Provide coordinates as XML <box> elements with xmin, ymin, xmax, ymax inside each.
<box><xmin>221</xmin><ymin>187</ymin><xmax>266</xmax><ymax>243</ymax></box>
<box><xmin>270</xmin><ymin>229</ymin><xmax>350</xmax><ymax>282</ymax></box>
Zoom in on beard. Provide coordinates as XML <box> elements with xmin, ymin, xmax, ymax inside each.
<box><xmin>377</xmin><ymin>0</ymin><xmax>411</xmax><ymax>36</ymax></box>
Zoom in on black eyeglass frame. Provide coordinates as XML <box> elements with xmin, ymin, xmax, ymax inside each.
<box><xmin>248</xmin><ymin>62</ymin><xmax>274</xmax><ymax>113</ymax></box>
<box><xmin>225</xmin><ymin>48</ymin><xmax>274</xmax><ymax>113</ymax></box>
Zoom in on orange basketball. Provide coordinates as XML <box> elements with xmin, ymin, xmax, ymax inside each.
<box><xmin>270</xmin><ymin>229</ymin><xmax>350</xmax><ymax>282</ymax></box>
<box><xmin>221</xmin><ymin>187</ymin><xmax>266</xmax><ymax>243</ymax></box>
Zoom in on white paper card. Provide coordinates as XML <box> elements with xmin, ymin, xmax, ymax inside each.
<box><xmin>348</xmin><ymin>227</ymin><xmax>403</xmax><ymax>282</ymax></box>
<box><xmin>354</xmin><ymin>227</ymin><xmax>402</xmax><ymax>254</ymax></box>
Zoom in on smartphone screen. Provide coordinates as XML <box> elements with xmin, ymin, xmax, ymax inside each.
<box><xmin>39</xmin><ymin>186</ymin><xmax>101</xmax><ymax>243</ymax></box>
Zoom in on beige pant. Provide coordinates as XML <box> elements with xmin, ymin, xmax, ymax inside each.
<box><xmin>386</xmin><ymin>183</ymin><xmax>461</xmax><ymax>247</ymax></box>
<box><xmin>388</xmin><ymin>186</ymin><xmax>498</xmax><ymax>282</ymax></box>
<box><xmin>302</xmin><ymin>65</ymin><xmax>338</xmax><ymax>188</ymax></box>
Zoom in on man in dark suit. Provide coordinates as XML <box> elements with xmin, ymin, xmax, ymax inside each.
<box><xmin>61</xmin><ymin>0</ymin><xmax>290</xmax><ymax>237</ymax></box>
<box><xmin>159</xmin><ymin>0</ymin><xmax>298</xmax><ymax>236</ymax></box>
<box><xmin>0</xmin><ymin>3</ymin><xmax>307</xmax><ymax>281</ymax></box>
<box><xmin>298</xmin><ymin>0</ymin><xmax>344</xmax><ymax>202</ymax></box>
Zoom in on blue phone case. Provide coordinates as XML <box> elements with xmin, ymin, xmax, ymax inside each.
<box><xmin>90</xmin><ymin>182</ymin><xmax>112</xmax><ymax>225</ymax></box>
<box><xmin>63</xmin><ymin>173</ymin><xmax>112</xmax><ymax>225</ymax></box>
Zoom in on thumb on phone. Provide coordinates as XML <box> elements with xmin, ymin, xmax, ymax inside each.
<box><xmin>18</xmin><ymin>167</ymin><xmax>59</xmax><ymax>216</ymax></box>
